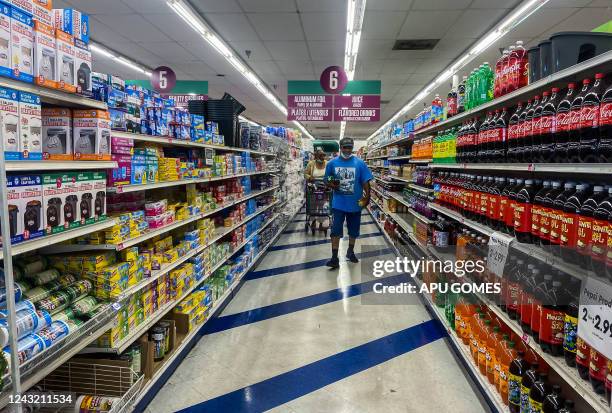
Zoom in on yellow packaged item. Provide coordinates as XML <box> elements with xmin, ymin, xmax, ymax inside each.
<box><xmin>163</xmin><ymin>248</ymin><xmax>179</xmax><ymax>263</ymax></box>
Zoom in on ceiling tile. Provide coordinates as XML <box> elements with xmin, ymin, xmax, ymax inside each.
<box><xmin>470</xmin><ymin>0</ymin><xmax>521</xmax><ymax>8</ymax></box>
<box><xmin>141</xmin><ymin>13</ymin><xmax>204</xmax><ymax>43</ymax></box>
<box><xmin>362</xmin><ymin>11</ymin><xmax>407</xmax><ymax>39</ymax></box>
<box><xmin>406</xmin><ymin>73</ymin><xmax>435</xmax><ymax>84</ymax></box>
<box><xmin>123</xmin><ymin>0</ymin><xmax>170</xmax><ymax>13</ymax></box>
<box><xmin>138</xmin><ymin>42</ymin><xmax>196</xmax><ymax>61</ymax></box>
<box><xmin>413</xmin><ymin>57</ymin><xmax>453</xmax><ymax>74</ymax></box>
<box><xmin>308</xmin><ymin>41</ymin><xmax>344</xmax><ymax>60</ymax></box>
<box><xmin>411</xmin><ymin>0</ymin><xmax>471</xmax><ymax>10</ymax></box>
<box><xmin>172</xmin><ymin>61</ymin><xmax>217</xmax><ymax>77</ymax></box>
<box><xmin>296</xmin><ymin>0</ymin><xmax>346</xmax><ymax>12</ymax></box>
<box><xmin>90</xmin><ymin>17</ymin><xmax>131</xmax><ymax>44</ymax></box>
<box><xmin>366</xmin><ymin>0</ymin><xmax>414</xmax><ymax>11</ymax></box>
<box><xmin>276</xmin><ymin>61</ymin><xmax>314</xmax><ymax>76</ymax></box>
<box><xmin>512</xmin><ymin>7</ymin><xmax>577</xmax><ymax>38</ymax></box>
<box><xmin>98</xmin><ymin>14</ymin><xmax>171</xmax><ymax>42</ymax></box>
<box><xmin>188</xmin><ymin>0</ymin><xmax>242</xmax><ymax>13</ymax></box>
<box><xmin>539</xmin><ymin>7</ymin><xmax>612</xmax><ymax>35</ymax></box>
<box><xmin>356</xmin><ymin>59</ymin><xmax>385</xmax><ymax>74</ymax></box>
<box><xmin>543</xmin><ymin>0</ymin><xmax>592</xmax><ymax>7</ymax></box>
<box><xmin>359</xmin><ymin>39</ymin><xmax>394</xmax><ymax>59</ymax></box>
<box><xmin>433</xmin><ymin>36</ymin><xmax>476</xmax><ymax>59</ymax></box>
<box><xmin>64</xmin><ymin>0</ymin><xmax>133</xmax><ymax>14</ymax></box>
<box><xmin>238</xmin><ymin>0</ymin><xmax>297</xmax><ymax>12</ymax></box>
<box><xmin>446</xmin><ymin>9</ymin><xmax>509</xmax><ymax>39</ymax></box>
<box><xmin>206</xmin><ymin>13</ymin><xmax>260</xmax><ymax>41</ymax></box>
<box><xmin>398</xmin><ymin>10</ymin><xmax>462</xmax><ymax>38</ymax></box>
<box><xmin>250</xmin><ymin>61</ymin><xmax>283</xmax><ymax>76</ymax></box>
<box><xmin>108</xmin><ymin>41</ymin><xmax>161</xmax><ymax>64</ymax></box>
<box><xmin>248</xmin><ymin>13</ymin><xmax>304</xmax><ymax>41</ymax></box>
<box><xmin>301</xmin><ymin>12</ymin><xmax>346</xmax><ymax>41</ymax></box>
<box><xmin>265</xmin><ymin>41</ymin><xmax>309</xmax><ymax>60</ymax></box>
<box><xmin>230</xmin><ymin>41</ymin><xmax>273</xmax><ymax>61</ymax></box>
<box><xmin>380</xmin><ymin>59</ymin><xmax>423</xmax><ymax>76</ymax></box>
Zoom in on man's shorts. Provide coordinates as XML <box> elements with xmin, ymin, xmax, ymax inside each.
<box><xmin>331</xmin><ymin>208</ymin><xmax>362</xmax><ymax>238</ymax></box>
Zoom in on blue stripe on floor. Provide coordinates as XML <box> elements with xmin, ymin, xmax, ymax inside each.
<box><xmin>282</xmin><ymin>220</ymin><xmax>375</xmax><ymax>234</ymax></box>
<box><xmin>178</xmin><ymin>319</ymin><xmax>446</xmax><ymax>413</ymax></box>
<box><xmin>244</xmin><ymin>247</ymin><xmax>393</xmax><ymax>280</ymax></box>
<box><xmin>269</xmin><ymin>231</ymin><xmax>382</xmax><ymax>251</ymax></box>
<box><xmin>203</xmin><ymin>272</ymin><xmax>406</xmax><ymax>335</ymax></box>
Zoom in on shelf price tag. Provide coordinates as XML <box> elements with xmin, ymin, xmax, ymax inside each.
<box><xmin>487</xmin><ymin>231</ymin><xmax>513</xmax><ymax>277</ymax></box>
<box><xmin>578</xmin><ymin>276</ymin><xmax>612</xmax><ymax>359</ymax></box>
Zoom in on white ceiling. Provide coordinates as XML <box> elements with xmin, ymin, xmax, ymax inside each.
<box><xmin>58</xmin><ymin>0</ymin><xmax>612</xmax><ymax>139</ymax></box>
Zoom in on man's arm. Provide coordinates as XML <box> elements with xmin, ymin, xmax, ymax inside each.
<box><xmin>360</xmin><ymin>180</ymin><xmax>371</xmax><ymax>207</ymax></box>
<box><xmin>325</xmin><ymin>161</ymin><xmax>339</xmax><ymax>189</ymax></box>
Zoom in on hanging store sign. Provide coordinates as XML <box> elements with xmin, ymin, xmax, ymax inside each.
<box><xmin>126</xmin><ymin>80</ymin><xmax>209</xmax><ymax>107</ymax></box>
<box><xmin>287</xmin><ymin>74</ymin><xmax>380</xmax><ymax>122</ymax></box>
<box><xmin>578</xmin><ymin>276</ymin><xmax>612</xmax><ymax>359</ymax></box>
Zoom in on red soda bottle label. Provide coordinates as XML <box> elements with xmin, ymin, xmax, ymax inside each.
<box><xmin>513</xmin><ymin>202</ymin><xmax>532</xmax><ymax>233</ymax></box>
<box><xmin>518</xmin><ymin>56</ymin><xmax>529</xmax><ymax>88</ymax></box>
<box><xmin>522</xmin><ymin>119</ymin><xmax>532</xmax><ymax>138</ymax></box>
<box><xmin>549</xmin><ymin>209</ymin><xmax>563</xmax><ymax>245</ymax></box>
<box><xmin>539</xmin><ymin>115</ymin><xmax>554</xmax><ymax>134</ymax></box>
<box><xmin>539</xmin><ymin>207</ymin><xmax>551</xmax><ymax>241</ymax></box>
<box><xmin>539</xmin><ymin>307</ymin><xmax>565</xmax><ymax>345</ymax></box>
<box><xmin>599</xmin><ymin>102</ymin><xmax>612</xmax><ymax>126</ymax></box>
<box><xmin>580</xmin><ymin>104</ymin><xmax>600</xmax><ymax>129</ymax></box>
<box><xmin>590</xmin><ymin>219</ymin><xmax>608</xmax><ymax>263</ymax></box>
<box><xmin>531</xmin><ymin>300</ymin><xmax>542</xmax><ymax>335</ymax></box>
<box><xmin>606</xmin><ymin>224</ymin><xmax>612</xmax><ymax>269</ymax></box>
<box><xmin>480</xmin><ymin>193</ymin><xmax>489</xmax><ymax>215</ymax></box>
<box><xmin>499</xmin><ymin>196</ymin><xmax>508</xmax><ymax>223</ymax></box>
<box><xmin>531</xmin><ymin>205</ymin><xmax>542</xmax><ymax>237</ymax></box>
<box><xmin>570</xmin><ymin>108</ymin><xmax>582</xmax><ymax>130</ymax></box>
<box><xmin>577</xmin><ymin>216</ymin><xmax>594</xmax><ymax>256</ymax></box>
<box><xmin>590</xmin><ymin>348</ymin><xmax>607</xmax><ymax>382</ymax></box>
<box><xmin>605</xmin><ymin>359</ymin><xmax>612</xmax><ymax>394</ymax></box>
<box><xmin>576</xmin><ymin>336</ymin><xmax>590</xmax><ymax>367</ymax></box>
<box><xmin>506</xmin><ymin>199</ymin><xmax>516</xmax><ymax>227</ymax></box>
<box><xmin>560</xmin><ymin>212</ymin><xmax>578</xmax><ymax>248</ymax></box>
<box><xmin>556</xmin><ymin>111</ymin><xmax>572</xmax><ymax>133</ymax></box>
<box><xmin>488</xmin><ymin>195</ymin><xmax>500</xmax><ymax>222</ymax></box>
<box><xmin>506</xmin><ymin>281</ymin><xmax>520</xmax><ymax>312</ymax></box>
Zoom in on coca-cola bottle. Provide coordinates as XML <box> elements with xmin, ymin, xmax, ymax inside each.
<box><xmin>598</xmin><ymin>79</ymin><xmax>612</xmax><ymax>162</ymax></box>
<box><xmin>579</xmin><ymin>73</ymin><xmax>606</xmax><ymax>163</ymax></box>
<box><xmin>478</xmin><ymin>112</ymin><xmax>493</xmax><ymax>162</ymax></box>
<box><xmin>553</xmin><ymin>83</ymin><xmax>577</xmax><ymax>163</ymax></box>
<box><xmin>516</xmin><ymin>100</ymin><xmax>532</xmax><ymax>163</ymax></box>
<box><xmin>491</xmin><ymin>107</ymin><xmax>508</xmax><ymax>163</ymax></box>
<box><xmin>523</xmin><ymin>97</ymin><xmax>539</xmax><ymax>163</ymax></box>
<box><xmin>455</xmin><ymin>121</ymin><xmax>466</xmax><ymax>163</ymax></box>
<box><xmin>539</xmin><ymin>87</ymin><xmax>561</xmax><ymax>163</ymax></box>
<box><xmin>567</xmin><ymin>78</ymin><xmax>591</xmax><ymax>163</ymax></box>
<box><xmin>531</xmin><ymin>91</ymin><xmax>549</xmax><ymax>161</ymax></box>
<box><xmin>469</xmin><ymin>118</ymin><xmax>481</xmax><ymax>163</ymax></box>
<box><xmin>507</xmin><ymin>102</ymin><xmax>524</xmax><ymax>162</ymax></box>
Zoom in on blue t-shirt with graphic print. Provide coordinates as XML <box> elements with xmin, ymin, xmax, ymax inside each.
<box><xmin>324</xmin><ymin>155</ymin><xmax>373</xmax><ymax>212</ymax></box>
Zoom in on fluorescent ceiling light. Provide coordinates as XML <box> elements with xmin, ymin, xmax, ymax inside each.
<box><xmin>167</xmin><ymin>0</ymin><xmax>314</xmax><ymax>140</ymax></box>
<box><xmin>367</xmin><ymin>0</ymin><xmax>548</xmax><ymax>140</ymax></box>
<box><xmin>91</xmin><ymin>41</ymin><xmax>151</xmax><ymax>76</ymax></box>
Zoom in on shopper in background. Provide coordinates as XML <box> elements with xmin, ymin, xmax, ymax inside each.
<box><xmin>325</xmin><ymin>137</ymin><xmax>373</xmax><ymax>268</ymax></box>
<box><xmin>305</xmin><ymin>149</ymin><xmax>329</xmax><ymax>231</ymax></box>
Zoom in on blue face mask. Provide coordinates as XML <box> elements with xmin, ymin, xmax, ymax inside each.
<box><xmin>340</xmin><ymin>152</ymin><xmax>353</xmax><ymax>159</ymax></box>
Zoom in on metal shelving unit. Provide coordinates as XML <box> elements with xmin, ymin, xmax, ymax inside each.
<box><xmin>409</xmin><ymin>158</ymin><xmax>432</xmax><ymax>164</ymax></box>
<box><xmin>5</xmin><ymin>160</ymin><xmax>117</xmax><ymax>171</ymax></box>
<box><xmin>428</xmin><ymin>162</ymin><xmax>612</xmax><ymax>174</ymax></box>
<box><xmin>390</xmin><ymin>176</ymin><xmax>413</xmax><ymax>183</ymax></box>
<box><xmin>414</xmin><ymin>50</ymin><xmax>612</xmax><ymax>137</ymax></box>
<box><xmin>0</xmin><ymin>77</ymin><xmax>107</xmax><ymax>109</ymax></box>
<box><xmin>112</xmin><ymin>131</ymin><xmax>276</xmax><ymax>157</ymax></box>
<box><xmin>388</xmin><ymin>155</ymin><xmax>412</xmax><ymax>161</ymax></box>
<box><xmin>370</xmin><ymin>134</ymin><xmax>414</xmax><ymax>151</ymax></box>
<box><xmin>408</xmin><ymin>183</ymin><xmax>434</xmax><ymax>194</ymax></box>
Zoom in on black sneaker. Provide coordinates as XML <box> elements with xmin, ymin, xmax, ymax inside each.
<box><xmin>326</xmin><ymin>257</ymin><xmax>340</xmax><ymax>268</ymax></box>
<box><xmin>346</xmin><ymin>252</ymin><xmax>359</xmax><ymax>263</ymax></box>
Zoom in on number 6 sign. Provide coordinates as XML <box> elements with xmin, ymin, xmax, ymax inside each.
<box><xmin>151</xmin><ymin>66</ymin><xmax>177</xmax><ymax>94</ymax></box>
<box><xmin>320</xmin><ymin>66</ymin><xmax>348</xmax><ymax>94</ymax></box>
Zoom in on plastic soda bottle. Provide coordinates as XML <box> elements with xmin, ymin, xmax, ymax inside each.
<box><xmin>500</xmin><ymin>340</ymin><xmax>517</xmax><ymax>404</ymax></box>
<box><xmin>486</xmin><ymin>325</ymin><xmax>501</xmax><ymax>384</ymax></box>
<box><xmin>508</xmin><ymin>350</ymin><xmax>528</xmax><ymax>412</ymax></box>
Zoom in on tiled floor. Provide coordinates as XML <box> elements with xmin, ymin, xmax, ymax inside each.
<box><xmin>145</xmin><ymin>210</ymin><xmax>489</xmax><ymax>413</ymax></box>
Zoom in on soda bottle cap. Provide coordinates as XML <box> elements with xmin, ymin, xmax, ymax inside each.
<box><xmin>594</xmin><ymin>185</ymin><xmax>604</xmax><ymax>192</ymax></box>
<box><xmin>552</xmin><ymin>87</ymin><xmax>560</xmax><ymax>92</ymax></box>
<box><xmin>543</xmin><ymin>91</ymin><xmax>549</xmax><ymax>96</ymax></box>
<box><xmin>509</xmin><ymin>45</ymin><xmax>516</xmax><ymax>49</ymax></box>
<box><xmin>517</xmin><ymin>178</ymin><xmax>524</xmax><ymax>183</ymax></box>
<box><xmin>532</xmin><ymin>268</ymin><xmax>540</xmax><ymax>275</ymax></box>
<box><xmin>543</xmin><ymin>180</ymin><xmax>551</xmax><ymax>186</ymax></box>
<box><xmin>553</xmin><ymin>281</ymin><xmax>562</xmax><ymax>287</ymax></box>
<box><xmin>583</xmin><ymin>78</ymin><xmax>591</xmax><ymax>84</ymax></box>
<box><xmin>535</xmin><ymin>95</ymin><xmax>540</xmax><ymax>99</ymax></box>
<box><xmin>544</xmin><ymin>274</ymin><xmax>553</xmax><ymax>281</ymax></box>
<box><xmin>516</xmin><ymin>40</ymin><xmax>523</xmax><ymax>45</ymax></box>
<box><xmin>525</xmin><ymin>179</ymin><xmax>534</xmax><ymax>185</ymax></box>
<box><xmin>564</xmin><ymin>400</ymin><xmax>574</xmax><ymax>408</ymax></box>
<box><xmin>595</xmin><ymin>73</ymin><xmax>605</xmax><ymax>79</ymax></box>
<box><xmin>564</xmin><ymin>182</ymin><xmax>575</xmax><ymax>189</ymax></box>
<box><xmin>577</xmin><ymin>183</ymin><xmax>589</xmax><ymax>191</ymax></box>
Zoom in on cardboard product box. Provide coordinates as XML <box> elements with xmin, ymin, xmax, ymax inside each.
<box><xmin>6</xmin><ymin>174</ymin><xmax>43</xmax><ymax>243</ymax></box>
<box><xmin>10</xmin><ymin>0</ymin><xmax>31</xmax><ymax>14</ymax></box>
<box><xmin>109</xmin><ymin>154</ymin><xmax>131</xmax><ymax>187</ymax></box>
<box><xmin>0</xmin><ymin>1</ymin><xmax>11</xmax><ymax>78</ymax></box>
<box><xmin>55</xmin><ymin>28</ymin><xmax>75</xmax><ymax>93</ymax></box>
<box><xmin>18</xmin><ymin>91</ymin><xmax>41</xmax><ymax>160</ymax></box>
<box><xmin>73</xmin><ymin>109</ymin><xmax>111</xmax><ymax>160</ymax></box>
<box><xmin>31</xmin><ymin>0</ymin><xmax>51</xmax><ymax>26</ymax></box>
<box><xmin>33</xmin><ymin>20</ymin><xmax>56</xmax><ymax>89</ymax></box>
<box><xmin>92</xmin><ymin>171</ymin><xmax>106</xmax><ymax>220</ymax></box>
<box><xmin>42</xmin><ymin>172</ymin><xmax>79</xmax><ymax>234</ymax></box>
<box><xmin>73</xmin><ymin>38</ymin><xmax>90</xmax><ymax>95</ymax></box>
<box><xmin>92</xmin><ymin>71</ymin><xmax>108</xmax><ymax>102</ymax></box>
<box><xmin>53</xmin><ymin>8</ymin><xmax>88</xmax><ymax>43</ymax></box>
<box><xmin>41</xmin><ymin>107</ymin><xmax>71</xmax><ymax>160</ymax></box>
<box><xmin>10</xmin><ymin>6</ymin><xmax>34</xmax><ymax>83</ymax></box>
<box><xmin>75</xmin><ymin>172</ymin><xmax>95</xmax><ymax>226</ymax></box>
<box><xmin>0</xmin><ymin>87</ymin><xmax>20</xmax><ymax>160</ymax></box>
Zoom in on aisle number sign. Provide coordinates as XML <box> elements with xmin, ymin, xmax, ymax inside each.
<box><xmin>578</xmin><ymin>276</ymin><xmax>612</xmax><ymax>359</ymax></box>
<box><xmin>288</xmin><ymin>67</ymin><xmax>381</xmax><ymax>122</ymax></box>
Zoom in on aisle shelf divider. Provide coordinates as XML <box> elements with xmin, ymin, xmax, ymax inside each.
<box><xmin>41</xmin><ymin>186</ymin><xmax>279</xmax><ymax>254</ymax></box>
<box><xmin>428</xmin><ymin>162</ymin><xmax>612</xmax><ymax>175</ymax></box>
<box><xmin>407</xmin><ymin>183</ymin><xmax>433</xmax><ymax>194</ymax></box>
<box><xmin>5</xmin><ymin>161</ymin><xmax>118</xmax><ymax>171</ymax></box>
<box><xmin>387</xmin><ymin>155</ymin><xmax>412</xmax><ymax>161</ymax></box>
<box><xmin>130</xmin><ymin>208</ymin><xmax>299</xmax><ymax>413</ymax></box>
<box><xmin>386</xmin><ymin>192</ymin><xmax>434</xmax><ymax>225</ymax></box>
<box><xmin>81</xmin><ymin>202</ymin><xmax>278</xmax><ymax>354</ymax></box>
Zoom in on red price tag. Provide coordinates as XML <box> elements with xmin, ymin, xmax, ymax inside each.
<box><xmin>117</xmin><ymin>243</ymin><xmax>124</xmax><ymax>250</ymax></box>
<box><xmin>117</xmin><ymin>186</ymin><xmax>123</xmax><ymax>193</ymax></box>
<box><xmin>521</xmin><ymin>333</ymin><xmax>530</xmax><ymax>345</ymax></box>
<box><xmin>168</xmin><ymin>138</ymin><xmax>173</xmax><ymax>144</ymax></box>
<box><xmin>527</xmin><ymin>163</ymin><xmax>535</xmax><ymax>172</ymax></box>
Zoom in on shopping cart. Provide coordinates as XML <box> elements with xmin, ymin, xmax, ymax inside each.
<box><xmin>305</xmin><ymin>178</ymin><xmax>332</xmax><ymax>236</ymax></box>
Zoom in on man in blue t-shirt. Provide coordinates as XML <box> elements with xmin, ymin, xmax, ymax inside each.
<box><xmin>324</xmin><ymin>137</ymin><xmax>373</xmax><ymax>268</ymax></box>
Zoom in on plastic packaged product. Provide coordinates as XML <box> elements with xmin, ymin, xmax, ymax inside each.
<box><xmin>71</xmin><ymin>296</ymin><xmax>98</xmax><ymax>317</ymax></box>
<box><xmin>150</xmin><ymin>326</ymin><xmax>165</xmax><ymax>362</ymax></box>
<box><xmin>37</xmin><ymin>320</ymin><xmax>71</xmax><ymax>347</ymax></box>
<box><xmin>17</xmin><ymin>256</ymin><xmax>47</xmax><ymax>277</ymax></box>
<box><xmin>4</xmin><ymin>333</ymin><xmax>46</xmax><ymax>366</ymax></box>
<box><xmin>26</xmin><ymin>269</ymin><xmax>60</xmax><ymax>286</ymax></box>
<box><xmin>0</xmin><ymin>299</ymin><xmax>35</xmax><ymax>317</ymax></box>
<box><xmin>0</xmin><ymin>282</ymin><xmax>25</xmax><ymax>305</ymax></box>
<box><xmin>145</xmin><ymin>199</ymin><xmax>167</xmax><ymax>216</ymax></box>
<box><xmin>74</xmin><ymin>395</ymin><xmax>120</xmax><ymax>413</ymax></box>
<box><xmin>0</xmin><ymin>308</ymin><xmax>51</xmax><ymax>346</ymax></box>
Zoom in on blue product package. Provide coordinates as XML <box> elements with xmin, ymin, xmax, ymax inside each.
<box><xmin>108</xmin><ymin>89</ymin><xmax>127</xmax><ymax>110</ymax></box>
<box><xmin>92</xmin><ymin>72</ymin><xmax>109</xmax><ymax>102</ymax></box>
<box><xmin>0</xmin><ymin>2</ymin><xmax>11</xmax><ymax>78</ymax></box>
<box><xmin>0</xmin><ymin>87</ymin><xmax>20</xmax><ymax>160</ymax></box>
<box><xmin>9</xmin><ymin>8</ymin><xmax>33</xmax><ymax>83</ymax></box>
<box><xmin>18</xmin><ymin>92</ymin><xmax>42</xmax><ymax>160</ymax></box>
<box><xmin>0</xmin><ymin>299</ymin><xmax>34</xmax><ymax>317</ymax></box>
<box><xmin>6</xmin><ymin>174</ymin><xmax>44</xmax><ymax>243</ymax></box>
<box><xmin>109</xmin><ymin>109</ymin><xmax>127</xmax><ymax>131</ymax></box>
<box><xmin>37</xmin><ymin>320</ymin><xmax>70</xmax><ymax>347</ymax></box>
<box><xmin>4</xmin><ymin>333</ymin><xmax>46</xmax><ymax>363</ymax></box>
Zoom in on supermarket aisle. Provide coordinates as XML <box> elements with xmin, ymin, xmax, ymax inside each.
<box><xmin>146</xmin><ymin>210</ymin><xmax>489</xmax><ymax>413</ymax></box>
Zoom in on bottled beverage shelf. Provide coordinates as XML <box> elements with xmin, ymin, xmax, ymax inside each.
<box><xmin>386</xmin><ymin>191</ymin><xmax>434</xmax><ymax>225</ymax></box>
<box><xmin>370</xmin><ymin>134</ymin><xmax>414</xmax><ymax>151</ymax></box>
<box><xmin>41</xmin><ymin>186</ymin><xmax>279</xmax><ymax>253</ymax></box>
<box><xmin>413</xmin><ymin>50</ymin><xmax>612</xmax><ymax>137</ymax></box>
<box><xmin>427</xmin><ymin>202</ymin><xmax>609</xmax><ymax>284</ymax></box>
<box><xmin>390</xmin><ymin>176</ymin><xmax>414</xmax><ymax>183</ymax></box>
<box><xmin>106</xmin><ymin>170</ymin><xmax>279</xmax><ymax>193</ymax></box>
<box><xmin>428</xmin><ymin>162</ymin><xmax>612</xmax><ymax>174</ymax></box>
<box><xmin>4</xmin><ymin>160</ymin><xmax>118</xmax><ymax>171</ymax></box>
<box><xmin>0</xmin><ymin>219</ymin><xmax>116</xmax><ymax>260</ymax></box>
<box><xmin>130</xmin><ymin>210</ymin><xmax>296</xmax><ymax>411</ymax></box>
<box><xmin>410</xmin><ymin>158</ymin><xmax>432</xmax><ymax>164</ymax></box>
<box><xmin>111</xmin><ymin>131</ymin><xmax>276</xmax><ymax>157</ymax></box>
<box><xmin>408</xmin><ymin>183</ymin><xmax>434</xmax><ymax>194</ymax></box>
<box><xmin>388</xmin><ymin>155</ymin><xmax>412</xmax><ymax>161</ymax></box>
<box><xmin>0</xmin><ymin>77</ymin><xmax>108</xmax><ymax>110</ymax></box>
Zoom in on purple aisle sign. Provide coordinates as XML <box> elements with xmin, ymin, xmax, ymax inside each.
<box><xmin>320</xmin><ymin>66</ymin><xmax>348</xmax><ymax>94</ymax></box>
<box><xmin>288</xmin><ymin>95</ymin><xmax>333</xmax><ymax>109</ymax></box>
<box><xmin>334</xmin><ymin>95</ymin><xmax>380</xmax><ymax>109</ymax></box>
<box><xmin>151</xmin><ymin>66</ymin><xmax>177</xmax><ymax>94</ymax></box>
<box><xmin>334</xmin><ymin>108</ymin><xmax>380</xmax><ymax>122</ymax></box>
<box><xmin>288</xmin><ymin>107</ymin><xmax>333</xmax><ymax>122</ymax></box>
